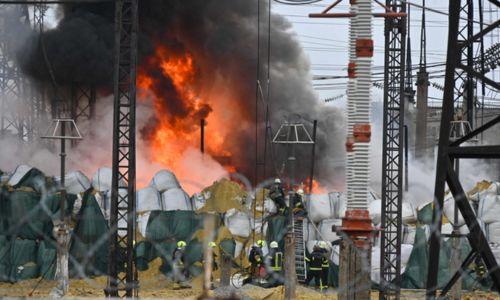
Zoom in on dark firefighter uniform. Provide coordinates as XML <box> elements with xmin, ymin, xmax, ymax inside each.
<box><xmin>264</xmin><ymin>243</ymin><xmax>283</xmax><ymax>287</ymax></box>
<box><xmin>172</xmin><ymin>241</ymin><xmax>190</xmax><ymax>288</ymax></box>
<box><xmin>269</xmin><ymin>181</ymin><xmax>286</xmax><ymax>214</ymax></box>
<box><xmin>319</xmin><ymin>247</ymin><xmax>330</xmax><ymax>289</ymax></box>
<box><xmin>305</xmin><ymin>246</ymin><xmax>328</xmax><ymax>290</ymax></box>
<box><xmin>249</xmin><ymin>244</ymin><xmax>265</xmax><ymax>278</ymax></box>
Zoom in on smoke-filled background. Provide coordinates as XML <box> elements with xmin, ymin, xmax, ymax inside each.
<box><xmin>3</xmin><ymin>0</ymin><xmax>345</xmax><ymax>192</ymax></box>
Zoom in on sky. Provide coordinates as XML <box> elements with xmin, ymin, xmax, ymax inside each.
<box><xmin>272</xmin><ymin>0</ymin><xmax>500</xmax><ymax>109</ymax></box>
<box><xmin>41</xmin><ymin>1</ymin><xmax>500</xmax><ymax>110</ymax></box>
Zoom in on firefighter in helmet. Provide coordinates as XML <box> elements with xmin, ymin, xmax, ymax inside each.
<box><xmin>249</xmin><ymin>240</ymin><xmax>266</xmax><ymax>281</ymax></box>
<box><xmin>305</xmin><ymin>244</ymin><xmax>328</xmax><ymax>290</ymax></box>
<box><xmin>264</xmin><ymin>241</ymin><xmax>284</xmax><ymax>287</ymax></box>
<box><xmin>172</xmin><ymin>240</ymin><xmax>190</xmax><ymax>289</ymax></box>
<box><xmin>269</xmin><ymin>178</ymin><xmax>286</xmax><ymax>214</ymax></box>
<box><xmin>291</xmin><ymin>188</ymin><xmax>307</xmax><ymax>217</ymax></box>
<box><xmin>318</xmin><ymin>241</ymin><xmax>330</xmax><ymax>290</ymax></box>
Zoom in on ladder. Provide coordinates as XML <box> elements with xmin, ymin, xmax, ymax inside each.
<box><xmin>293</xmin><ymin>216</ymin><xmax>307</xmax><ymax>283</ymax></box>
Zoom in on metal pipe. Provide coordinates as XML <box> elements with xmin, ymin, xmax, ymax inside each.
<box><xmin>60</xmin><ymin>121</ymin><xmax>66</xmax><ymax>221</ymax></box>
<box><xmin>308</xmin><ymin>120</ymin><xmax>317</xmax><ymax>194</ymax></box>
<box><xmin>404</xmin><ymin>124</ymin><xmax>408</xmax><ymax>192</ymax></box>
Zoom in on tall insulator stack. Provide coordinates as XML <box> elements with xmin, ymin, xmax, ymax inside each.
<box><xmin>345</xmin><ymin>0</ymin><xmax>358</xmax><ymax>215</ymax></box>
<box><xmin>350</xmin><ymin>0</ymin><xmax>372</xmax><ymax>210</ymax></box>
<box><xmin>339</xmin><ymin>0</ymin><xmax>374</xmax><ymax>298</ymax></box>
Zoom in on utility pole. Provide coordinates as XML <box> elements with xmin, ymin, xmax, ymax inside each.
<box><xmin>42</xmin><ymin>119</ymin><xmax>82</xmax><ymax>297</ymax></box>
<box><xmin>415</xmin><ymin>0</ymin><xmax>429</xmax><ymax>161</ymax></box>
<box><xmin>106</xmin><ymin>0</ymin><xmax>138</xmax><ymax>297</ymax></box>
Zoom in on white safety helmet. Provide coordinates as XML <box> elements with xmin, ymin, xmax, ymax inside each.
<box><xmin>274</xmin><ymin>178</ymin><xmax>281</xmax><ymax>184</ymax></box>
<box><xmin>270</xmin><ymin>241</ymin><xmax>279</xmax><ymax>249</ymax></box>
<box><xmin>319</xmin><ymin>241</ymin><xmax>328</xmax><ymax>249</ymax></box>
<box><xmin>297</xmin><ymin>189</ymin><xmax>304</xmax><ymax>196</ymax></box>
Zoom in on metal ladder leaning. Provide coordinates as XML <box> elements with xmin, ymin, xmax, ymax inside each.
<box><xmin>293</xmin><ymin>215</ymin><xmax>308</xmax><ymax>283</ymax></box>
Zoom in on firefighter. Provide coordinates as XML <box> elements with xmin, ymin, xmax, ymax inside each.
<box><xmin>292</xmin><ymin>188</ymin><xmax>306</xmax><ymax>217</ymax></box>
<box><xmin>269</xmin><ymin>178</ymin><xmax>286</xmax><ymax>214</ymax></box>
<box><xmin>249</xmin><ymin>240</ymin><xmax>266</xmax><ymax>281</ymax></box>
<box><xmin>264</xmin><ymin>241</ymin><xmax>283</xmax><ymax>287</ymax></box>
<box><xmin>305</xmin><ymin>245</ymin><xmax>327</xmax><ymax>290</ymax></box>
<box><xmin>172</xmin><ymin>240</ymin><xmax>190</xmax><ymax>289</ymax></box>
<box><xmin>318</xmin><ymin>241</ymin><xmax>330</xmax><ymax>289</ymax></box>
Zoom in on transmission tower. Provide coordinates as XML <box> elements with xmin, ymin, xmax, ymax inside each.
<box><xmin>403</xmin><ymin>2</ymin><xmax>414</xmax><ymax>106</ymax></box>
<box><xmin>426</xmin><ymin>0</ymin><xmax>500</xmax><ymax>298</ymax></box>
<box><xmin>0</xmin><ymin>5</ymin><xmax>29</xmax><ymax>141</ymax></box>
<box><xmin>414</xmin><ymin>0</ymin><xmax>429</xmax><ymax>160</ymax></box>
<box><xmin>106</xmin><ymin>0</ymin><xmax>138</xmax><ymax>297</ymax></box>
<box><xmin>379</xmin><ymin>1</ymin><xmax>406</xmax><ymax>299</ymax></box>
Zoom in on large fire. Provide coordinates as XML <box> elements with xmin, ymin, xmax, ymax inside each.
<box><xmin>137</xmin><ymin>44</ymin><xmax>241</xmax><ymax>192</ymax></box>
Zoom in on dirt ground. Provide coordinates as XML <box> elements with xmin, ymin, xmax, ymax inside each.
<box><xmin>0</xmin><ymin>260</ymin><xmax>498</xmax><ymax>299</ymax></box>
<box><xmin>0</xmin><ymin>278</ymin><xmax>498</xmax><ymax>299</ymax></box>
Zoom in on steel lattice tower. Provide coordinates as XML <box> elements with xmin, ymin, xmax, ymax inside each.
<box><xmin>106</xmin><ymin>0</ymin><xmax>138</xmax><ymax>297</ymax></box>
<box><xmin>426</xmin><ymin>1</ymin><xmax>500</xmax><ymax>297</ymax></box>
<box><xmin>0</xmin><ymin>4</ymin><xmax>29</xmax><ymax>140</ymax></box>
<box><xmin>379</xmin><ymin>1</ymin><xmax>406</xmax><ymax>299</ymax></box>
<box><xmin>455</xmin><ymin>0</ymin><xmax>475</xmax><ymax>126</ymax></box>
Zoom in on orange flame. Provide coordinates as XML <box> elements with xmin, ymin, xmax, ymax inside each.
<box><xmin>137</xmin><ymin>44</ymin><xmax>238</xmax><ymax>192</ymax></box>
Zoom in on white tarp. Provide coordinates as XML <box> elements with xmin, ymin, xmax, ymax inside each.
<box><xmin>0</xmin><ymin>172</ymin><xmax>10</xmax><ymax>184</ymax></box>
<box><xmin>137</xmin><ymin>187</ymin><xmax>162</xmax><ymax>212</ymax></box>
<box><xmin>318</xmin><ymin>219</ymin><xmax>341</xmax><ymax>243</ymax></box>
<box><xmin>443</xmin><ymin>195</ymin><xmax>467</xmax><ymax>226</ymax></box>
<box><xmin>53</xmin><ymin>171</ymin><xmax>91</xmax><ymax>195</ymax></box>
<box><xmin>98</xmin><ymin>191</ymin><xmax>111</xmax><ymax>220</ymax></box>
<box><xmin>402</xmin><ymin>225</ymin><xmax>416</xmax><ymax>244</ymax></box>
<box><xmin>191</xmin><ymin>193</ymin><xmax>206</xmax><ymax>210</ymax></box>
<box><xmin>369</xmin><ymin>199</ymin><xmax>382</xmax><ymax>225</ymax></box>
<box><xmin>371</xmin><ymin>244</ymin><xmax>413</xmax><ymax>283</ymax></box>
<box><xmin>329</xmin><ymin>192</ymin><xmax>346</xmax><ymax>218</ymax></box>
<box><xmin>73</xmin><ymin>193</ymin><xmax>83</xmax><ymax>216</ymax></box>
<box><xmin>402</xmin><ymin>201</ymin><xmax>417</xmax><ymax>224</ymax></box>
<box><xmin>330</xmin><ymin>245</ymin><xmax>340</xmax><ymax>265</ymax></box>
<box><xmin>251</xmin><ymin>219</ymin><xmax>268</xmax><ymax>237</ymax></box>
<box><xmin>491</xmin><ymin>244</ymin><xmax>500</xmax><ymax>265</ymax></box>
<box><xmin>488</xmin><ymin>222</ymin><xmax>500</xmax><ymax>245</ymax></box>
<box><xmin>92</xmin><ymin>167</ymin><xmax>113</xmax><ymax>192</ymax></box>
<box><xmin>224</xmin><ymin>209</ymin><xmax>251</xmax><ymax>238</ymax></box>
<box><xmin>161</xmin><ymin>188</ymin><xmax>193</xmax><ymax>211</ymax></box>
<box><xmin>303</xmin><ymin>218</ymin><xmax>317</xmax><ymax>242</ymax></box>
<box><xmin>8</xmin><ymin>165</ymin><xmax>33</xmax><ymax>186</ymax></box>
<box><xmin>478</xmin><ymin>193</ymin><xmax>500</xmax><ymax>224</ymax></box>
<box><xmin>306</xmin><ymin>194</ymin><xmax>338</xmax><ymax>223</ymax></box>
<box><xmin>137</xmin><ymin>212</ymin><xmax>151</xmax><ymax>237</ymax></box>
<box><xmin>251</xmin><ymin>198</ymin><xmax>277</xmax><ymax>219</ymax></box>
<box><xmin>234</xmin><ymin>240</ymin><xmax>244</xmax><ymax>258</ymax></box>
<box><xmin>150</xmin><ymin>170</ymin><xmax>181</xmax><ymax>192</ymax></box>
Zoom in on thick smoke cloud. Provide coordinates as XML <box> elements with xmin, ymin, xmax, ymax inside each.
<box><xmin>19</xmin><ymin>0</ymin><xmax>345</xmax><ymax>188</ymax></box>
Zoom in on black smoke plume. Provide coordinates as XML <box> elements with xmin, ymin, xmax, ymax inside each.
<box><xmin>19</xmin><ymin>0</ymin><xmax>345</xmax><ymax>188</ymax></box>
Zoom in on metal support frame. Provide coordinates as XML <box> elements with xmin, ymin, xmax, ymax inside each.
<box><xmin>70</xmin><ymin>83</ymin><xmax>96</xmax><ymax>123</ymax></box>
<box><xmin>415</xmin><ymin>0</ymin><xmax>429</xmax><ymax>160</ymax></box>
<box><xmin>106</xmin><ymin>0</ymin><xmax>138</xmax><ymax>297</ymax></box>
<box><xmin>455</xmin><ymin>0</ymin><xmax>475</xmax><ymax>126</ymax></box>
<box><xmin>426</xmin><ymin>1</ymin><xmax>500</xmax><ymax>298</ymax></box>
<box><xmin>0</xmin><ymin>4</ymin><xmax>28</xmax><ymax>140</ymax></box>
<box><xmin>379</xmin><ymin>1</ymin><xmax>406</xmax><ymax>299</ymax></box>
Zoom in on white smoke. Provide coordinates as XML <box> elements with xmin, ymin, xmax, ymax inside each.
<box><xmin>0</xmin><ymin>97</ymin><xmax>228</xmax><ymax>195</ymax></box>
